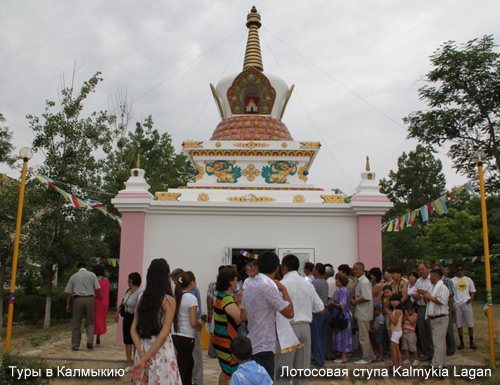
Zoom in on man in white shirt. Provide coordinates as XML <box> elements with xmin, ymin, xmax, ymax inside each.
<box><xmin>65</xmin><ymin>262</ymin><xmax>102</xmax><ymax>351</ymax></box>
<box><xmin>413</xmin><ymin>262</ymin><xmax>433</xmax><ymax>360</ymax></box>
<box><xmin>275</xmin><ymin>255</ymin><xmax>324</xmax><ymax>385</ymax></box>
<box><xmin>351</xmin><ymin>262</ymin><xmax>376</xmax><ymax>364</ymax></box>
<box><xmin>423</xmin><ymin>269</ymin><xmax>450</xmax><ymax>369</ymax></box>
<box><xmin>452</xmin><ymin>263</ymin><xmax>477</xmax><ymax>350</ymax></box>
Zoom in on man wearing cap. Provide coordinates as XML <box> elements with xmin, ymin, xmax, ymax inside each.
<box><xmin>65</xmin><ymin>262</ymin><xmax>102</xmax><ymax>351</ymax></box>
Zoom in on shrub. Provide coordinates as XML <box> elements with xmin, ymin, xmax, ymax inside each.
<box><xmin>0</xmin><ymin>353</ymin><xmax>50</xmax><ymax>385</ymax></box>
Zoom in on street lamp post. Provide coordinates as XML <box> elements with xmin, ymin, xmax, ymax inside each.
<box><xmin>5</xmin><ymin>147</ymin><xmax>33</xmax><ymax>353</ymax></box>
<box><xmin>473</xmin><ymin>150</ymin><xmax>495</xmax><ymax>367</ymax></box>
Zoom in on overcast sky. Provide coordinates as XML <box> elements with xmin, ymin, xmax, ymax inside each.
<box><xmin>1</xmin><ymin>0</ymin><xmax>499</xmax><ymax>195</ymax></box>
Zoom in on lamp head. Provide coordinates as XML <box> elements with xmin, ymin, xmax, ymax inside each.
<box><xmin>473</xmin><ymin>151</ymin><xmax>487</xmax><ymax>165</ymax></box>
<box><xmin>19</xmin><ymin>147</ymin><xmax>33</xmax><ymax>160</ymax></box>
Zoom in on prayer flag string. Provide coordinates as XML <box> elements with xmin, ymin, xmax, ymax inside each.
<box><xmin>33</xmin><ymin>173</ymin><xmax>122</xmax><ymax>226</ymax></box>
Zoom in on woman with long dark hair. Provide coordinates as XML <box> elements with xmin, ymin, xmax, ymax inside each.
<box><xmin>131</xmin><ymin>259</ymin><xmax>181</xmax><ymax>385</ymax></box>
<box><xmin>172</xmin><ymin>271</ymin><xmax>202</xmax><ymax>385</ymax></box>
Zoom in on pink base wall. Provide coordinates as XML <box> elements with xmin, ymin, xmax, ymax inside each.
<box><xmin>357</xmin><ymin>215</ymin><xmax>383</xmax><ymax>269</ymax></box>
<box><xmin>115</xmin><ymin>212</ymin><xmax>146</xmax><ymax>346</ymax></box>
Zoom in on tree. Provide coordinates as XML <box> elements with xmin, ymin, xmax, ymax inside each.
<box><xmin>99</xmin><ymin>116</ymin><xmax>194</xmax><ymax>260</ymax></box>
<box><xmin>380</xmin><ymin>145</ymin><xmax>446</xmax><ymax>267</ymax></box>
<box><xmin>26</xmin><ymin>71</ymin><xmax>119</xmax><ymax>328</ymax></box>
<box><xmin>0</xmin><ymin>114</ymin><xmax>17</xmax><ymax>336</ymax></box>
<box><xmin>380</xmin><ymin>145</ymin><xmax>446</xmax><ymax>219</ymax></box>
<box><xmin>404</xmin><ymin>35</ymin><xmax>500</xmax><ymax>193</ymax></box>
<box><xmin>0</xmin><ymin>112</ymin><xmax>16</xmax><ymax>166</ymax></box>
<box><xmin>103</xmin><ymin>115</ymin><xmax>193</xmax><ymax>195</ymax></box>
<box><xmin>420</xmin><ymin>209</ymin><xmax>483</xmax><ymax>259</ymax></box>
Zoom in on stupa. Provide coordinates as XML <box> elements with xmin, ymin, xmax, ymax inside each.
<box><xmin>112</xmin><ymin>8</ymin><xmax>392</xmax><ymax>335</ymax></box>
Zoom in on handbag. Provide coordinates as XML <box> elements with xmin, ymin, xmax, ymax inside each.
<box><xmin>330</xmin><ymin>308</ymin><xmax>348</xmax><ymax>330</ymax></box>
<box><xmin>119</xmin><ymin>288</ymin><xmax>131</xmax><ymax>317</ymax></box>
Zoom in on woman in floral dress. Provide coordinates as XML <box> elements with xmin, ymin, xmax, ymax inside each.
<box><xmin>330</xmin><ymin>274</ymin><xmax>353</xmax><ymax>363</ymax></box>
<box><xmin>131</xmin><ymin>259</ymin><xmax>181</xmax><ymax>385</ymax></box>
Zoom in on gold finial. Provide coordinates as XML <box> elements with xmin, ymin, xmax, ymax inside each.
<box><xmin>136</xmin><ymin>153</ymin><xmax>140</xmax><ymax>169</ymax></box>
<box><xmin>366</xmin><ymin>156</ymin><xmax>370</xmax><ymax>171</ymax></box>
<box><xmin>243</xmin><ymin>6</ymin><xmax>263</xmax><ymax>72</ymax></box>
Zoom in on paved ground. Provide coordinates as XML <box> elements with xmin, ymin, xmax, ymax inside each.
<box><xmin>15</xmin><ymin>320</ymin><xmax>489</xmax><ymax>384</ymax></box>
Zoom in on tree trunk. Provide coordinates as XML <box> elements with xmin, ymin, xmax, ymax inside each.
<box><xmin>43</xmin><ymin>265</ymin><xmax>53</xmax><ymax>329</ymax></box>
<box><xmin>0</xmin><ymin>261</ymin><xmax>6</xmax><ymax>338</ymax></box>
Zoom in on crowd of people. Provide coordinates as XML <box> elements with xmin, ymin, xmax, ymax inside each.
<box><xmin>66</xmin><ymin>255</ymin><xmax>478</xmax><ymax>385</ymax></box>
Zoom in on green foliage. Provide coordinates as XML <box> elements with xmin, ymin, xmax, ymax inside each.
<box><xmin>421</xmin><ymin>209</ymin><xmax>483</xmax><ymax>259</ymax></box>
<box><xmin>25</xmin><ymin>71</ymin><xmax>120</xmax><ymax>326</ymax></box>
<box><xmin>26</xmin><ymin>71</ymin><xmax>119</xmax><ymax>268</ymax></box>
<box><xmin>466</xmin><ymin>195</ymin><xmax>500</xmax><ymax>252</ymax></box>
<box><xmin>0</xmin><ymin>353</ymin><xmax>50</xmax><ymax>385</ymax></box>
<box><xmin>0</xmin><ymin>177</ymin><xmax>18</xmax><ymax>270</ymax></box>
<box><xmin>100</xmin><ymin>116</ymin><xmax>194</xmax><ymax>259</ymax></box>
<box><xmin>382</xmin><ymin>192</ymin><xmax>500</xmax><ymax>302</ymax></box>
<box><xmin>404</xmin><ymin>35</ymin><xmax>500</xmax><ymax>193</ymax></box>
<box><xmin>382</xmin><ymin>225</ymin><xmax>426</xmax><ymax>269</ymax></box>
<box><xmin>380</xmin><ymin>145</ymin><xmax>446</xmax><ymax>267</ymax></box>
<box><xmin>380</xmin><ymin>145</ymin><xmax>446</xmax><ymax>220</ymax></box>
<box><xmin>0</xmin><ymin>112</ymin><xmax>16</xmax><ymax>166</ymax></box>
<box><xmin>3</xmin><ymin>288</ymin><xmax>72</xmax><ymax>324</ymax></box>
<box><xmin>18</xmin><ymin>265</ymin><xmax>43</xmax><ymax>295</ymax></box>
<box><xmin>103</xmin><ymin>115</ymin><xmax>193</xmax><ymax>195</ymax></box>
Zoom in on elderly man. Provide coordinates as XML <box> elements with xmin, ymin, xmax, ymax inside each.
<box><xmin>436</xmin><ymin>265</ymin><xmax>456</xmax><ymax>356</ymax></box>
<box><xmin>65</xmin><ymin>262</ymin><xmax>102</xmax><ymax>351</ymax></box>
<box><xmin>413</xmin><ymin>262</ymin><xmax>433</xmax><ymax>361</ymax></box>
<box><xmin>351</xmin><ymin>262</ymin><xmax>376</xmax><ymax>364</ymax></box>
<box><xmin>275</xmin><ymin>254</ymin><xmax>324</xmax><ymax>385</ymax></box>
<box><xmin>423</xmin><ymin>269</ymin><xmax>450</xmax><ymax>369</ymax></box>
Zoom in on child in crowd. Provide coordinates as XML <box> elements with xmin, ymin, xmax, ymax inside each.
<box><xmin>370</xmin><ymin>303</ymin><xmax>387</xmax><ymax>361</ymax></box>
<box><xmin>401</xmin><ymin>301</ymin><xmax>419</xmax><ymax>366</ymax></box>
<box><xmin>245</xmin><ymin>261</ymin><xmax>258</xmax><ymax>280</ymax></box>
<box><xmin>229</xmin><ymin>336</ymin><xmax>272</xmax><ymax>385</ymax></box>
<box><xmin>382</xmin><ymin>284</ymin><xmax>393</xmax><ymax>356</ymax></box>
<box><xmin>387</xmin><ymin>294</ymin><xmax>403</xmax><ymax>367</ymax></box>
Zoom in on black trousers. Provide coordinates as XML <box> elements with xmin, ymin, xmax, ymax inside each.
<box><xmin>252</xmin><ymin>351</ymin><xmax>274</xmax><ymax>380</ymax></box>
<box><xmin>173</xmin><ymin>334</ymin><xmax>195</xmax><ymax>385</ymax></box>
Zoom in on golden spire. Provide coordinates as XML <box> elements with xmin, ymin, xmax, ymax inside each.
<box><xmin>136</xmin><ymin>153</ymin><xmax>140</xmax><ymax>169</ymax></box>
<box><xmin>366</xmin><ymin>156</ymin><xmax>370</xmax><ymax>171</ymax></box>
<box><xmin>243</xmin><ymin>6</ymin><xmax>263</xmax><ymax>72</ymax></box>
